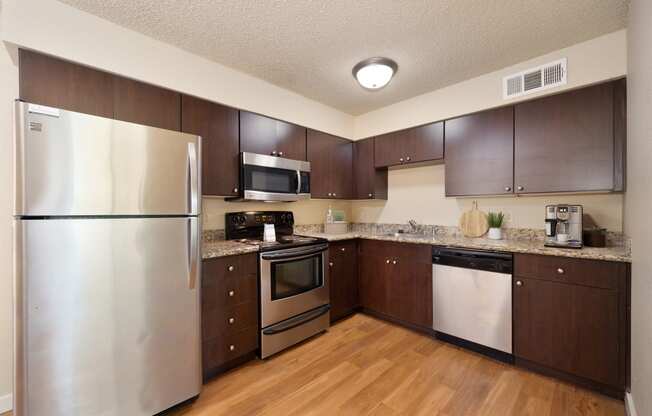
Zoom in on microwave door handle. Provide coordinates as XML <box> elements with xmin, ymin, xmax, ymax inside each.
<box><xmin>296</xmin><ymin>170</ymin><xmax>301</xmax><ymax>194</ymax></box>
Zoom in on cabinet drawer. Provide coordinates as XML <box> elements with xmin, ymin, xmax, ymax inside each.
<box><xmin>330</xmin><ymin>240</ymin><xmax>357</xmax><ymax>259</ymax></box>
<box><xmin>202</xmin><ymin>254</ymin><xmax>258</xmax><ymax>308</ymax></box>
<box><xmin>202</xmin><ymin>301</ymin><xmax>258</xmax><ymax>341</ymax></box>
<box><xmin>514</xmin><ymin>254</ymin><xmax>621</xmax><ymax>290</ymax></box>
<box><xmin>203</xmin><ymin>253</ymin><xmax>257</xmax><ymax>280</ymax></box>
<box><xmin>202</xmin><ymin>326</ymin><xmax>257</xmax><ymax>370</ymax></box>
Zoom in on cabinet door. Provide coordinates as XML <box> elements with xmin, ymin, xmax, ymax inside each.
<box><xmin>514</xmin><ymin>277</ymin><xmax>620</xmax><ymax>388</ymax></box>
<box><xmin>329</xmin><ymin>240</ymin><xmax>358</xmax><ymax>321</ymax></box>
<box><xmin>408</xmin><ymin>121</ymin><xmax>444</xmax><ymax>164</ymax></box>
<box><xmin>445</xmin><ymin>107</ymin><xmax>514</xmax><ymax>196</ymax></box>
<box><xmin>332</xmin><ymin>137</ymin><xmax>353</xmax><ymax>199</ymax></box>
<box><xmin>389</xmin><ymin>244</ymin><xmax>432</xmax><ymax>327</ymax></box>
<box><xmin>374</xmin><ymin>122</ymin><xmax>443</xmax><ymax>167</ymax></box>
<box><xmin>514</xmin><ymin>82</ymin><xmax>615</xmax><ymax>193</ymax></box>
<box><xmin>240</xmin><ymin>111</ymin><xmax>306</xmax><ymax>160</ymax></box>
<box><xmin>113</xmin><ymin>76</ymin><xmax>181</xmax><ymax>130</ymax></box>
<box><xmin>358</xmin><ymin>241</ymin><xmax>389</xmax><ymax>315</ymax></box>
<box><xmin>353</xmin><ymin>138</ymin><xmax>387</xmax><ymax>199</ymax></box>
<box><xmin>19</xmin><ymin>49</ymin><xmax>114</xmax><ymax>118</ymax></box>
<box><xmin>181</xmin><ymin>95</ymin><xmax>240</xmax><ymax>196</ymax></box>
<box><xmin>306</xmin><ymin>129</ymin><xmax>335</xmax><ymax>199</ymax></box>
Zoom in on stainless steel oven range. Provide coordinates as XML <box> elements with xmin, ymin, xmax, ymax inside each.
<box><xmin>225</xmin><ymin>211</ymin><xmax>330</xmax><ymax>358</ymax></box>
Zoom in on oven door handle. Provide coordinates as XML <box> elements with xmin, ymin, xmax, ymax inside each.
<box><xmin>261</xmin><ymin>243</ymin><xmax>328</xmax><ymax>261</ymax></box>
<box><xmin>262</xmin><ymin>305</ymin><xmax>331</xmax><ymax>335</ymax></box>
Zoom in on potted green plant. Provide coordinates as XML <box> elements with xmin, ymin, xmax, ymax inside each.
<box><xmin>487</xmin><ymin>211</ymin><xmax>505</xmax><ymax>240</ymax></box>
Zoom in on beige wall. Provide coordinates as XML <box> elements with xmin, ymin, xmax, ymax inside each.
<box><xmin>354</xmin><ymin>29</ymin><xmax>627</xmax><ymax>139</ymax></box>
<box><xmin>203</xmin><ymin>198</ymin><xmax>351</xmax><ymax>231</ymax></box>
<box><xmin>0</xmin><ymin>40</ymin><xmax>17</xmax><ymax>409</ymax></box>
<box><xmin>352</xmin><ymin>164</ymin><xmax>624</xmax><ymax>231</ymax></box>
<box><xmin>624</xmin><ymin>1</ymin><xmax>652</xmax><ymax>415</ymax></box>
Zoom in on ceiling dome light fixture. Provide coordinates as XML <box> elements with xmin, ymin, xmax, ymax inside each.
<box><xmin>352</xmin><ymin>57</ymin><xmax>398</xmax><ymax>90</ymax></box>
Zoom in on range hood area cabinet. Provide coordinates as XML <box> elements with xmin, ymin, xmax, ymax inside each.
<box><xmin>444</xmin><ymin>79</ymin><xmax>626</xmax><ymax>197</ymax></box>
<box><xmin>307</xmin><ymin>129</ymin><xmax>353</xmax><ymax>199</ymax></box>
<box><xmin>239</xmin><ymin>111</ymin><xmax>307</xmax><ymax>161</ymax></box>
<box><xmin>374</xmin><ymin>121</ymin><xmax>444</xmax><ymax>168</ymax></box>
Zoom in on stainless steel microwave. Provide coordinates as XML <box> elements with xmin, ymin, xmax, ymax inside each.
<box><xmin>230</xmin><ymin>152</ymin><xmax>311</xmax><ymax>202</ymax></box>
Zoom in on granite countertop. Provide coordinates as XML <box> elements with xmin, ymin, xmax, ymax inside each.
<box><xmin>295</xmin><ymin>231</ymin><xmax>632</xmax><ymax>263</ymax></box>
<box><xmin>202</xmin><ymin>231</ymin><xmax>631</xmax><ymax>263</ymax></box>
<box><xmin>202</xmin><ymin>240</ymin><xmax>259</xmax><ymax>260</ymax></box>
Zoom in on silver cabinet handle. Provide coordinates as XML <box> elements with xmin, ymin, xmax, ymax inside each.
<box><xmin>406</xmin><ymin>156</ymin><xmax>411</xmax><ymax>162</ymax></box>
<box><xmin>233</xmin><ymin>187</ymin><xmax>238</xmax><ymax>193</ymax></box>
<box><xmin>392</xmin><ymin>259</ymin><xmax>397</xmax><ymax>265</ymax></box>
<box><xmin>228</xmin><ymin>317</ymin><xmax>235</xmax><ymax>324</ymax></box>
<box><xmin>516</xmin><ymin>280</ymin><xmax>523</xmax><ymax>286</ymax></box>
<box><xmin>505</xmin><ymin>186</ymin><xmax>511</xmax><ymax>192</ymax></box>
<box><xmin>229</xmin><ymin>345</ymin><xmax>235</xmax><ymax>351</ymax></box>
<box><xmin>333</xmin><ymin>193</ymin><xmax>337</xmax><ymax>197</ymax></box>
<box><xmin>557</xmin><ymin>268</ymin><xmax>565</xmax><ymax>275</ymax></box>
<box><xmin>271</xmin><ymin>151</ymin><xmax>277</xmax><ymax>156</ymax></box>
<box><xmin>368</xmin><ymin>193</ymin><xmax>373</xmax><ymax>198</ymax></box>
<box><xmin>187</xmin><ymin>142</ymin><xmax>198</xmax><ymax>215</ymax></box>
<box><xmin>228</xmin><ymin>290</ymin><xmax>235</xmax><ymax>297</ymax></box>
<box><xmin>228</xmin><ymin>265</ymin><xmax>235</xmax><ymax>272</ymax></box>
<box><xmin>517</xmin><ymin>186</ymin><xmax>524</xmax><ymax>191</ymax></box>
<box><xmin>385</xmin><ymin>259</ymin><xmax>391</xmax><ymax>264</ymax></box>
<box><xmin>340</xmin><ymin>247</ymin><xmax>346</xmax><ymax>252</ymax></box>
<box><xmin>278</xmin><ymin>151</ymin><xmax>284</xmax><ymax>157</ymax></box>
<box><xmin>329</xmin><ymin>262</ymin><xmax>334</xmax><ymax>267</ymax></box>
<box><xmin>399</xmin><ymin>157</ymin><xmax>404</xmax><ymax>163</ymax></box>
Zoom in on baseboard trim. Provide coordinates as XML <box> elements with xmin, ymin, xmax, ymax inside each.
<box><xmin>0</xmin><ymin>393</ymin><xmax>12</xmax><ymax>414</ymax></box>
<box><xmin>625</xmin><ymin>392</ymin><xmax>638</xmax><ymax>416</ymax></box>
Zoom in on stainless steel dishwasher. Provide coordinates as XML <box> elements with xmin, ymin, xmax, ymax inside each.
<box><xmin>432</xmin><ymin>248</ymin><xmax>513</xmax><ymax>358</ymax></box>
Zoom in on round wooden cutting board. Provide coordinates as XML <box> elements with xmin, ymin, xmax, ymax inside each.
<box><xmin>459</xmin><ymin>201</ymin><xmax>489</xmax><ymax>238</ymax></box>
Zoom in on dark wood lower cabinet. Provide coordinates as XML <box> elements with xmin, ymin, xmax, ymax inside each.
<box><xmin>358</xmin><ymin>240</ymin><xmax>432</xmax><ymax>329</ymax></box>
<box><xmin>201</xmin><ymin>253</ymin><xmax>258</xmax><ymax>380</ymax></box>
<box><xmin>513</xmin><ymin>254</ymin><xmax>629</xmax><ymax>397</ymax></box>
<box><xmin>328</xmin><ymin>240</ymin><xmax>358</xmax><ymax>321</ymax></box>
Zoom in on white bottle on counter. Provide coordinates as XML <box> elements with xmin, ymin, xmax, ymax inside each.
<box><xmin>326</xmin><ymin>206</ymin><xmax>333</xmax><ymax>224</ymax></box>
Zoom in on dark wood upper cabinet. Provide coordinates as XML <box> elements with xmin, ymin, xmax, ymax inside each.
<box><xmin>113</xmin><ymin>76</ymin><xmax>181</xmax><ymax>131</ymax></box>
<box><xmin>374</xmin><ymin>121</ymin><xmax>444</xmax><ymax>168</ymax></box>
<box><xmin>181</xmin><ymin>95</ymin><xmax>240</xmax><ymax>197</ymax></box>
<box><xmin>307</xmin><ymin>130</ymin><xmax>352</xmax><ymax>199</ymax></box>
<box><xmin>328</xmin><ymin>240</ymin><xmax>359</xmax><ymax>322</ymax></box>
<box><xmin>19</xmin><ymin>49</ymin><xmax>114</xmax><ymax>118</ymax></box>
<box><xmin>240</xmin><ymin>111</ymin><xmax>306</xmax><ymax>160</ymax></box>
<box><xmin>445</xmin><ymin>106</ymin><xmax>515</xmax><ymax>196</ymax></box>
<box><xmin>514</xmin><ymin>81</ymin><xmax>621</xmax><ymax>194</ymax></box>
<box><xmin>353</xmin><ymin>138</ymin><xmax>388</xmax><ymax>200</ymax></box>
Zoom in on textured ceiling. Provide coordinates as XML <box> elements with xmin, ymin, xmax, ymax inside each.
<box><xmin>58</xmin><ymin>0</ymin><xmax>628</xmax><ymax>115</ymax></box>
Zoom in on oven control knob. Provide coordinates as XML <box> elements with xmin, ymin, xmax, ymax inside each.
<box><xmin>238</xmin><ymin>215</ymin><xmax>247</xmax><ymax>225</ymax></box>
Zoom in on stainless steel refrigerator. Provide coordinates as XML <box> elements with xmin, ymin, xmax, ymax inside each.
<box><xmin>13</xmin><ymin>102</ymin><xmax>202</xmax><ymax>416</ymax></box>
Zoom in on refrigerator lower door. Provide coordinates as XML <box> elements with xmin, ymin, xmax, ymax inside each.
<box><xmin>14</xmin><ymin>217</ymin><xmax>201</xmax><ymax>416</ymax></box>
<box><xmin>15</xmin><ymin>101</ymin><xmax>200</xmax><ymax>216</ymax></box>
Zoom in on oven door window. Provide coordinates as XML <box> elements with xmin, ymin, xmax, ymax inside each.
<box><xmin>244</xmin><ymin>165</ymin><xmax>298</xmax><ymax>194</ymax></box>
<box><xmin>271</xmin><ymin>255</ymin><xmax>323</xmax><ymax>300</ymax></box>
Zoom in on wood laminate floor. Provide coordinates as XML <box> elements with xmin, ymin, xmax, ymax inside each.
<box><xmin>169</xmin><ymin>313</ymin><xmax>624</xmax><ymax>416</ymax></box>
<box><xmin>2</xmin><ymin>314</ymin><xmax>624</xmax><ymax>416</ymax></box>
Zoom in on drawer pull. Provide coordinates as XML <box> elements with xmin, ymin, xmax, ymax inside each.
<box><xmin>516</xmin><ymin>280</ymin><xmax>523</xmax><ymax>287</ymax></box>
<box><xmin>228</xmin><ymin>317</ymin><xmax>235</xmax><ymax>324</ymax></box>
<box><xmin>228</xmin><ymin>290</ymin><xmax>235</xmax><ymax>297</ymax></box>
<box><xmin>329</xmin><ymin>262</ymin><xmax>334</xmax><ymax>267</ymax></box>
<box><xmin>368</xmin><ymin>193</ymin><xmax>373</xmax><ymax>198</ymax></box>
<box><xmin>556</xmin><ymin>268</ymin><xmax>565</xmax><ymax>275</ymax></box>
<box><xmin>340</xmin><ymin>247</ymin><xmax>346</xmax><ymax>252</ymax></box>
<box><xmin>229</xmin><ymin>345</ymin><xmax>235</xmax><ymax>351</ymax></box>
<box><xmin>386</xmin><ymin>259</ymin><xmax>391</xmax><ymax>264</ymax></box>
<box><xmin>392</xmin><ymin>259</ymin><xmax>397</xmax><ymax>265</ymax></box>
<box><xmin>227</xmin><ymin>265</ymin><xmax>235</xmax><ymax>272</ymax></box>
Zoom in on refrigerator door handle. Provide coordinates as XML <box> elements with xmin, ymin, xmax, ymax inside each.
<box><xmin>187</xmin><ymin>217</ymin><xmax>198</xmax><ymax>289</ymax></box>
<box><xmin>187</xmin><ymin>142</ymin><xmax>198</xmax><ymax>215</ymax></box>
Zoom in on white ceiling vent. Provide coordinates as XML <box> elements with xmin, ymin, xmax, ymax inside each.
<box><xmin>503</xmin><ymin>58</ymin><xmax>567</xmax><ymax>99</ymax></box>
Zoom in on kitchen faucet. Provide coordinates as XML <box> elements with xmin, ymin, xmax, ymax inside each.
<box><xmin>408</xmin><ymin>219</ymin><xmax>418</xmax><ymax>233</ymax></box>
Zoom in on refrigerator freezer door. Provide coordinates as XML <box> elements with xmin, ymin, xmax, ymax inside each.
<box><xmin>14</xmin><ymin>217</ymin><xmax>202</xmax><ymax>416</ymax></box>
<box><xmin>15</xmin><ymin>101</ymin><xmax>201</xmax><ymax>216</ymax></box>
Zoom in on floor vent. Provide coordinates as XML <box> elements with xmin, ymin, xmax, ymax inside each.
<box><xmin>503</xmin><ymin>58</ymin><xmax>567</xmax><ymax>99</ymax></box>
